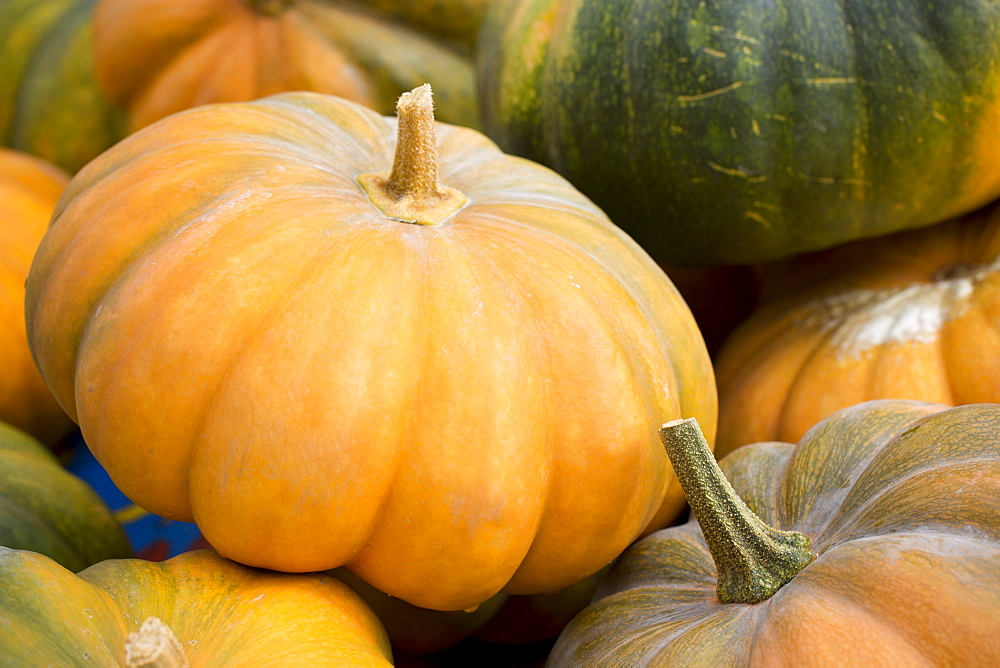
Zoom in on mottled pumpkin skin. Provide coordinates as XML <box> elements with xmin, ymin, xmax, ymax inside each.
<box><xmin>0</xmin><ymin>0</ymin><xmax>125</xmax><ymax>173</ymax></box>
<box><xmin>93</xmin><ymin>0</ymin><xmax>481</xmax><ymax>133</ymax></box>
<box><xmin>478</xmin><ymin>0</ymin><xmax>1000</xmax><ymax>265</ymax></box>
<box><xmin>715</xmin><ymin>202</ymin><xmax>1000</xmax><ymax>458</ymax></box>
<box><xmin>24</xmin><ymin>92</ymin><xmax>716</xmax><ymax>611</ymax></box>
<box><xmin>0</xmin><ymin>420</ymin><xmax>132</xmax><ymax>571</ymax></box>
<box><xmin>551</xmin><ymin>401</ymin><xmax>1000</xmax><ymax>665</ymax></box>
<box><xmin>0</xmin><ymin>148</ymin><xmax>74</xmax><ymax>445</ymax></box>
<box><xmin>0</xmin><ymin>548</ymin><xmax>393</xmax><ymax>666</ymax></box>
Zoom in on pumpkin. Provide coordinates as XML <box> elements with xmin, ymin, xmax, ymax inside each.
<box><xmin>714</xmin><ymin>200</ymin><xmax>1000</xmax><ymax>459</ymax></box>
<box><xmin>0</xmin><ymin>147</ymin><xmax>74</xmax><ymax>445</ymax></box>
<box><xmin>361</xmin><ymin>0</ymin><xmax>493</xmax><ymax>52</ymax></box>
<box><xmin>0</xmin><ymin>0</ymin><xmax>126</xmax><ymax>173</ymax></box>
<box><xmin>24</xmin><ymin>85</ymin><xmax>716</xmax><ymax>612</ymax></box>
<box><xmin>0</xmin><ymin>547</ymin><xmax>393</xmax><ymax>666</ymax></box>
<box><xmin>477</xmin><ymin>0</ymin><xmax>1000</xmax><ymax>266</ymax></box>
<box><xmin>551</xmin><ymin>400</ymin><xmax>1000</xmax><ymax>665</ymax></box>
<box><xmin>93</xmin><ymin>0</ymin><xmax>482</xmax><ymax>134</ymax></box>
<box><xmin>0</xmin><ymin>419</ymin><xmax>132</xmax><ymax>571</ymax></box>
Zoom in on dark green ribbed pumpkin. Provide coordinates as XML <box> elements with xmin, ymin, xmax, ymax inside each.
<box><xmin>0</xmin><ymin>0</ymin><xmax>126</xmax><ymax>174</ymax></box>
<box><xmin>478</xmin><ymin>0</ymin><xmax>1000</xmax><ymax>265</ymax></box>
<box><xmin>0</xmin><ymin>421</ymin><xmax>132</xmax><ymax>571</ymax></box>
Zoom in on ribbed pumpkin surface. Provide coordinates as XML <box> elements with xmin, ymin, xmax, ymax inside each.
<box><xmin>0</xmin><ymin>548</ymin><xmax>392</xmax><ymax>666</ymax></box>
<box><xmin>24</xmin><ymin>91</ymin><xmax>716</xmax><ymax>611</ymax></box>
<box><xmin>715</xmin><ymin>202</ymin><xmax>1000</xmax><ymax>457</ymax></box>
<box><xmin>0</xmin><ymin>0</ymin><xmax>125</xmax><ymax>173</ymax></box>
<box><xmin>93</xmin><ymin>0</ymin><xmax>481</xmax><ymax>133</ymax></box>
<box><xmin>478</xmin><ymin>0</ymin><xmax>1000</xmax><ymax>265</ymax></box>
<box><xmin>551</xmin><ymin>401</ymin><xmax>1000</xmax><ymax>665</ymax></box>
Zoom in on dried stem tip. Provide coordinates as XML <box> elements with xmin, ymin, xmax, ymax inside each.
<box><xmin>358</xmin><ymin>84</ymin><xmax>467</xmax><ymax>225</ymax></box>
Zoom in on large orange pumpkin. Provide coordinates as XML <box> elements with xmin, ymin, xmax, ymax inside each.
<box><xmin>714</xmin><ymin>201</ymin><xmax>1000</xmax><ymax>458</ymax></box>
<box><xmin>24</xmin><ymin>86</ymin><xmax>716</xmax><ymax>612</ymax></box>
<box><xmin>0</xmin><ymin>148</ymin><xmax>73</xmax><ymax>445</ymax></box>
<box><xmin>93</xmin><ymin>0</ymin><xmax>482</xmax><ymax>133</ymax></box>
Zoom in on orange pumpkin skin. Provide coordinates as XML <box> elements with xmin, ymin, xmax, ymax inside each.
<box><xmin>551</xmin><ymin>401</ymin><xmax>1000</xmax><ymax>665</ymax></box>
<box><xmin>714</xmin><ymin>203</ymin><xmax>1000</xmax><ymax>458</ymax></box>
<box><xmin>93</xmin><ymin>0</ymin><xmax>480</xmax><ymax>133</ymax></box>
<box><xmin>24</xmin><ymin>91</ymin><xmax>716</xmax><ymax>612</ymax></box>
<box><xmin>0</xmin><ymin>548</ymin><xmax>393</xmax><ymax>666</ymax></box>
<box><xmin>0</xmin><ymin>149</ymin><xmax>73</xmax><ymax>446</ymax></box>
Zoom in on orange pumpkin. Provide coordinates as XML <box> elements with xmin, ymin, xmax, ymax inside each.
<box><xmin>0</xmin><ymin>548</ymin><xmax>393</xmax><ymax>666</ymax></box>
<box><xmin>25</xmin><ymin>86</ymin><xmax>716</xmax><ymax>611</ymax></box>
<box><xmin>93</xmin><ymin>0</ymin><xmax>481</xmax><ymax>133</ymax></box>
<box><xmin>552</xmin><ymin>400</ymin><xmax>1000</xmax><ymax>664</ymax></box>
<box><xmin>714</xmin><ymin>201</ymin><xmax>1000</xmax><ymax>458</ymax></box>
<box><xmin>0</xmin><ymin>148</ymin><xmax>73</xmax><ymax>445</ymax></box>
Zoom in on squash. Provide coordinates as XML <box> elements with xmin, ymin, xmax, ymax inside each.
<box><xmin>714</xmin><ymin>200</ymin><xmax>1000</xmax><ymax>458</ymax></box>
<box><xmin>0</xmin><ymin>548</ymin><xmax>393</xmax><ymax>666</ymax></box>
<box><xmin>361</xmin><ymin>0</ymin><xmax>493</xmax><ymax>52</ymax></box>
<box><xmin>0</xmin><ymin>419</ymin><xmax>132</xmax><ymax>571</ymax></box>
<box><xmin>24</xmin><ymin>85</ymin><xmax>716</xmax><ymax>612</ymax></box>
<box><xmin>93</xmin><ymin>0</ymin><xmax>482</xmax><ymax>134</ymax></box>
<box><xmin>0</xmin><ymin>148</ymin><xmax>74</xmax><ymax>445</ymax></box>
<box><xmin>551</xmin><ymin>400</ymin><xmax>1000</xmax><ymax>665</ymax></box>
<box><xmin>0</xmin><ymin>0</ymin><xmax>125</xmax><ymax>173</ymax></box>
<box><xmin>477</xmin><ymin>0</ymin><xmax>1000</xmax><ymax>266</ymax></box>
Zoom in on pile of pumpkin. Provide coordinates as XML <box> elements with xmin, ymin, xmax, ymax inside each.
<box><xmin>2</xmin><ymin>0</ymin><xmax>999</xmax><ymax>665</ymax></box>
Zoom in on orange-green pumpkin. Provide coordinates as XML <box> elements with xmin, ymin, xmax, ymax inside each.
<box><xmin>24</xmin><ymin>86</ymin><xmax>716</xmax><ymax>612</ymax></box>
<box><xmin>0</xmin><ymin>147</ymin><xmax>74</xmax><ymax>445</ymax></box>
<box><xmin>0</xmin><ymin>419</ymin><xmax>132</xmax><ymax>571</ymax></box>
<box><xmin>0</xmin><ymin>548</ymin><xmax>393</xmax><ymax>666</ymax></box>
<box><xmin>93</xmin><ymin>0</ymin><xmax>482</xmax><ymax>134</ymax></box>
<box><xmin>0</xmin><ymin>0</ymin><xmax>125</xmax><ymax>173</ymax></box>
<box><xmin>551</xmin><ymin>400</ymin><xmax>1000</xmax><ymax>665</ymax></box>
<box><xmin>477</xmin><ymin>0</ymin><xmax>1000</xmax><ymax>266</ymax></box>
<box><xmin>714</xmin><ymin>201</ymin><xmax>1000</xmax><ymax>458</ymax></box>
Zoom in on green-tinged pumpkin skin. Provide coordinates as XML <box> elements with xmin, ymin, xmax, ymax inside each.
<box><xmin>24</xmin><ymin>89</ymin><xmax>716</xmax><ymax>612</ymax></box>
<box><xmin>477</xmin><ymin>0</ymin><xmax>1000</xmax><ymax>265</ymax></box>
<box><xmin>0</xmin><ymin>0</ymin><xmax>125</xmax><ymax>173</ymax></box>
<box><xmin>550</xmin><ymin>401</ymin><xmax>1000</xmax><ymax>665</ymax></box>
<box><xmin>715</xmin><ymin>200</ymin><xmax>1000</xmax><ymax>458</ymax></box>
<box><xmin>0</xmin><ymin>148</ymin><xmax>75</xmax><ymax>445</ymax></box>
<box><xmin>93</xmin><ymin>0</ymin><xmax>482</xmax><ymax>133</ymax></box>
<box><xmin>0</xmin><ymin>548</ymin><xmax>393</xmax><ymax>666</ymax></box>
<box><xmin>0</xmin><ymin>420</ymin><xmax>132</xmax><ymax>571</ymax></box>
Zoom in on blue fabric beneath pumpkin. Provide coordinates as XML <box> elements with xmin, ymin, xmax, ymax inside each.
<box><xmin>62</xmin><ymin>430</ymin><xmax>207</xmax><ymax>561</ymax></box>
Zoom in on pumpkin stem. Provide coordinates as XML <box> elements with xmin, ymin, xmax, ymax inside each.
<box><xmin>358</xmin><ymin>84</ymin><xmax>467</xmax><ymax>225</ymax></box>
<box><xmin>124</xmin><ymin>617</ymin><xmax>188</xmax><ymax>668</ymax></box>
<box><xmin>659</xmin><ymin>418</ymin><xmax>814</xmax><ymax>604</ymax></box>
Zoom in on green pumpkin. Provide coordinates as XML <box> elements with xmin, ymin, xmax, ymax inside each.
<box><xmin>0</xmin><ymin>0</ymin><xmax>126</xmax><ymax>173</ymax></box>
<box><xmin>478</xmin><ymin>0</ymin><xmax>1000</xmax><ymax>265</ymax></box>
<box><xmin>0</xmin><ymin>421</ymin><xmax>132</xmax><ymax>571</ymax></box>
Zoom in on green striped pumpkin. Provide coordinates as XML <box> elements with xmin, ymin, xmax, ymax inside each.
<box><xmin>0</xmin><ymin>421</ymin><xmax>132</xmax><ymax>571</ymax></box>
<box><xmin>0</xmin><ymin>0</ymin><xmax>125</xmax><ymax>173</ymax></box>
<box><xmin>478</xmin><ymin>0</ymin><xmax>1000</xmax><ymax>265</ymax></box>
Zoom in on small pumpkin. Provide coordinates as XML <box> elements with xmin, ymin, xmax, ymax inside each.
<box><xmin>0</xmin><ymin>0</ymin><xmax>126</xmax><ymax>173</ymax></box>
<box><xmin>0</xmin><ymin>147</ymin><xmax>74</xmax><ymax>445</ymax></box>
<box><xmin>0</xmin><ymin>548</ymin><xmax>393</xmax><ymax>666</ymax></box>
<box><xmin>714</xmin><ymin>201</ymin><xmax>1000</xmax><ymax>458</ymax></box>
<box><xmin>93</xmin><ymin>0</ymin><xmax>482</xmax><ymax>134</ymax></box>
<box><xmin>0</xmin><ymin>419</ymin><xmax>132</xmax><ymax>571</ymax></box>
<box><xmin>551</xmin><ymin>400</ymin><xmax>1000</xmax><ymax>665</ymax></box>
<box><xmin>477</xmin><ymin>0</ymin><xmax>1000</xmax><ymax>265</ymax></box>
<box><xmin>25</xmin><ymin>85</ymin><xmax>716</xmax><ymax>611</ymax></box>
